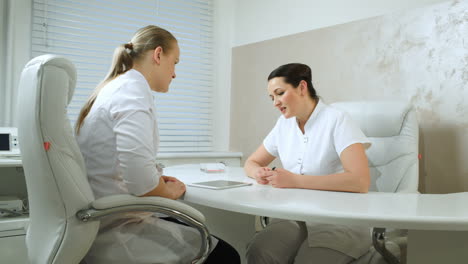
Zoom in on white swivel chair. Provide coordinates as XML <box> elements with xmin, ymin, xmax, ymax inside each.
<box><xmin>16</xmin><ymin>54</ymin><xmax>212</xmax><ymax>264</ymax></box>
<box><xmin>331</xmin><ymin>101</ymin><xmax>419</xmax><ymax>264</ymax></box>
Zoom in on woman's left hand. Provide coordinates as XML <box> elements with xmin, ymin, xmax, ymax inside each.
<box><xmin>266</xmin><ymin>168</ymin><xmax>298</xmax><ymax>188</ymax></box>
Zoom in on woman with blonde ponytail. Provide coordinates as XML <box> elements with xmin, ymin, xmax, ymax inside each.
<box><xmin>76</xmin><ymin>25</ymin><xmax>240</xmax><ymax>264</ymax></box>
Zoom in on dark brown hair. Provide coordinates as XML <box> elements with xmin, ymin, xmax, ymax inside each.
<box><xmin>268</xmin><ymin>63</ymin><xmax>318</xmax><ymax>100</ymax></box>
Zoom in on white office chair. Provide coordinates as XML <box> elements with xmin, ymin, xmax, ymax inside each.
<box><xmin>331</xmin><ymin>101</ymin><xmax>419</xmax><ymax>264</ymax></box>
<box><xmin>16</xmin><ymin>54</ymin><xmax>212</xmax><ymax>264</ymax></box>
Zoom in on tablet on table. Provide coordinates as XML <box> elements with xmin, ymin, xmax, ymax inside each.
<box><xmin>188</xmin><ymin>180</ymin><xmax>252</xmax><ymax>190</ymax></box>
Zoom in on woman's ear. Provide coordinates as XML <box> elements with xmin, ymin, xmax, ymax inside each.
<box><xmin>299</xmin><ymin>80</ymin><xmax>307</xmax><ymax>96</ymax></box>
<box><xmin>153</xmin><ymin>46</ymin><xmax>163</xmax><ymax>64</ymax></box>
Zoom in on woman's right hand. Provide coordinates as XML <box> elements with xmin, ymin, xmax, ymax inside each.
<box><xmin>254</xmin><ymin>167</ymin><xmax>274</xmax><ymax>185</ymax></box>
<box><xmin>141</xmin><ymin>176</ymin><xmax>186</xmax><ymax>199</ymax></box>
<box><xmin>165</xmin><ymin>178</ymin><xmax>186</xmax><ymax>199</ymax></box>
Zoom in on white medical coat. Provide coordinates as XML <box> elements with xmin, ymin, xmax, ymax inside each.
<box><xmin>77</xmin><ymin>69</ymin><xmax>207</xmax><ymax>264</ymax></box>
<box><xmin>263</xmin><ymin>100</ymin><xmax>372</xmax><ymax>258</ymax></box>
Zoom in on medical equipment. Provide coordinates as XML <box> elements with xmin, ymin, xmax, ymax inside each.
<box><xmin>0</xmin><ymin>127</ymin><xmax>20</xmax><ymax>158</ymax></box>
<box><xmin>0</xmin><ymin>196</ymin><xmax>23</xmax><ymax>217</ymax></box>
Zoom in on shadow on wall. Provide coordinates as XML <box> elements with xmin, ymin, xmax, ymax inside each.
<box><xmin>419</xmin><ymin>124</ymin><xmax>467</xmax><ymax>193</ymax></box>
<box><xmin>419</xmin><ymin>130</ymin><xmax>426</xmax><ymax>193</ymax></box>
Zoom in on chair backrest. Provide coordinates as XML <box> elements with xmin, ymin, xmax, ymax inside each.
<box><xmin>331</xmin><ymin>101</ymin><xmax>419</xmax><ymax>193</ymax></box>
<box><xmin>17</xmin><ymin>55</ymin><xmax>99</xmax><ymax>264</ymax></box>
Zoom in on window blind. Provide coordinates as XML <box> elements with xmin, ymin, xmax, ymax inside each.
<box><xmin>31</xmin><ymin>0</ymin><xmax>214</xmax><ymax>152</ymax></box>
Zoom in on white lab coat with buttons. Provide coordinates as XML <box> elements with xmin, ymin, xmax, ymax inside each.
<box><xmin>76</xmin><ymin>69</ymin><xmax>213</xmax><ymax>264</ymax></box>
<box><xmin>263</xmin><ymin>100</ymin><xmax>372</xmax><ymax>258</ymax></box>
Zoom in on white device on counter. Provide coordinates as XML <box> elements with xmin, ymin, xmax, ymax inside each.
<box><xmin>200</xmin><ymin>163</ymin><xmax>226</xmax><ymax>173</ymax></box>
<box><xmin>0</xmin><ymin>127</ymin><xmax>20</xmax><ymax>158</ymax></box>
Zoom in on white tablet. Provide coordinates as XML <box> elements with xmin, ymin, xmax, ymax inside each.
<box><xmin>188</xmin><ymin>180</ymin><xmax>252</xmax><ymax>190</ymax></box>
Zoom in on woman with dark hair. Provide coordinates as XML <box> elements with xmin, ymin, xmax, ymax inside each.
<box><xmin>244</xmin><ymin>63</ymin><xmax>371</xmax><ymax>263</ymax></box>
<box><xmin>76</xmin><ymin>25</ymin><xmax>239</xmax><ymax>264</ymax></box>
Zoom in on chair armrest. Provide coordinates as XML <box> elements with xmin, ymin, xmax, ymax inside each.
<box><xmin>76</xmin><ymin>194</ymin><xmax>211</xmax><ymax>264</ymax></box>
<box><xmin>88</xmin><ymin>194</ymin><xmax>205</xmax><ymax>222</ymax></box>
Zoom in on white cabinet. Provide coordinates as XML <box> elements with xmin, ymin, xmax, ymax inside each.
<box><xmin>0</xmin><ymin>232</ymin><xmax>29</xmax><ymax>263</ymax></box>
<box><xmin>0</xmin><ymin>163</ymin><xmax>28</xmax><ymax>264</ymax></box>
<box><xmin>0</xmin><ymin>217</ymin><xmax>28</xmax><ymax>263</ymax></box>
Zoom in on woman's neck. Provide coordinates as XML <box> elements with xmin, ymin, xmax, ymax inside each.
<box><xmin>133</xmin><ymin>59</ymin><xmax>157</xmax><ymax>91</ymax></box>
<box><xmin>296</xmin><ymin>99</ymin><xmax>318</xmax><ymax>130</ymax></box>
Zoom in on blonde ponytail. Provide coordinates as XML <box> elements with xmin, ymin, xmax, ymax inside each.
<box><xmin>75</xmin><ymin>25</ymin><xmax>177</xmax><ymax>134</ymax></box>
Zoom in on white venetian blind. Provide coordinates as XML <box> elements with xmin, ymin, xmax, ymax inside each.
<box><xmin>31</xmin><ymin>0</ymin><xmax>214</xmax><ymax>152</ymax></box>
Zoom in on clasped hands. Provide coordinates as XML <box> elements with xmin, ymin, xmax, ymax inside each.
<box><xmin>254</xmin><ymin>167</ymin><xmax>297</xmax><ymax>188</ymax></box>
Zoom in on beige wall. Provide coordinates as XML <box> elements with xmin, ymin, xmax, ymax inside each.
<box><xmin>233</xmin><ymin>0</ymin><xmax>448</xmax><ymax>46</ymax></box>
<box><xmin>230</xmin><ymin>0</ymin><xmax>468</xmax><ymax>194</ymax></box>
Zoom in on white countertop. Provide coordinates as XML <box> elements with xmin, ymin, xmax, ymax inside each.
<box><xmin>0</xmin><ymin>152</ymin><xmax>244</xmax><ymax>167</ymax></box>
<box><xmin>0</xmin><ymin>157</ymin><xmax>22</xmax><ymax>167</ymax></box>
<box><xmin>165</xmin><ymin>164</ymin><xmax>468</xmax><ymax>231</ymax></box>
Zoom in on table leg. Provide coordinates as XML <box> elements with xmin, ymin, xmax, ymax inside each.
<box><xmin>407</xmin><ymin>230</ymin><xmax>468</xmax><ymax>263</ymax></box>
